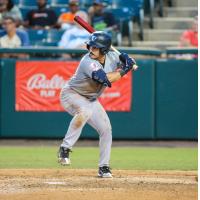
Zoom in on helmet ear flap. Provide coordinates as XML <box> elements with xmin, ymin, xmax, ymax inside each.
<box><xmin>100</xmin><ymin>48</ymin><xmax>105</xmax><ymax>55</ymax></box>
<box><xmin>100</xmin><ymin>47</ymin><xmax>109</xmax><ymax>55</ymax></box>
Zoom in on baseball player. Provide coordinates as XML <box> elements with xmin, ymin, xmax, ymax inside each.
<box><xmin>58</xmin><ymin>31</ymin><xmax>136</xmax><ymax>178</ymax></box>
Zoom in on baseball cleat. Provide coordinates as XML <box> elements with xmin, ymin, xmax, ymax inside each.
<box><xmin>58</xmin><ymin>146</ymin><xmax>72</xmax><ymax>165</ymax></box>
<box><xmin>98</xmin><ymin>166</ymin><xmax>113</xmax><ymax>178</ymax></box>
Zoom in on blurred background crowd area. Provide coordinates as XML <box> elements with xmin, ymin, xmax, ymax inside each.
<box><xmin>0</xmin><ymin>0</ymin><xmax>197</xmax><ymax>54</ymax></box>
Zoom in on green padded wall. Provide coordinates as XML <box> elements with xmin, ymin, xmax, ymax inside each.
<box><xmin>0</xmin><ymin>59</ymin><xmax>155</xmax><ymax>139</ymax></box>
<box><xmin>155</xmin><ymin>59</ymin><xmax>198</xmax><ymax>139</ymax></box>
<box><xmin>0</xmin><ymin>58</ymin><xmax>197</xmax><ymax>139</ymax></box>
<box><xmin>0</xmin><ymin>59</ymin><xmax>69</xmax><ymax>138</ymax></box>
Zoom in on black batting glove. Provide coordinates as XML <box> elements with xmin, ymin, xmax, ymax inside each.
<box><xmin>92</xmin><ymin>69</ymin><xmax>112</xmax><ymax>87</ymax></box>
<box><xmin>119</xmin><ymin>64</ymin><xmax>133</xmax><ymax>77</ymax></box>
<box><xmin>119</xmin><ymin>52</ymin><xmax>136</xmax><ymax>67</ymax></box>
<box><xmin>119</xmin><ymin>53</ymin><xmax>137</xmax><ymax>77</ymax></box>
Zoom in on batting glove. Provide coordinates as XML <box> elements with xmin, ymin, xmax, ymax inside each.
<box><xmin>119</xmin><ymin>53</ymin><xmax>136</xmax><ymax>67</ymax></box>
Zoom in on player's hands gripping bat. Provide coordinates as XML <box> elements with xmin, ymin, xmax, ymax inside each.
<box><xmin>118</xmin><ymin>53</ymin><xmax>136</xmax><ymax>76</ymax></box>
<box><xmin>74</xmin><ymin>15</ymin><xmax>138</xmax><ymax>71</ymax></box>
<box><xmin>119</xmin><ymin>52</ymin><xmax>136</xmax><ymax>67</ymax></box>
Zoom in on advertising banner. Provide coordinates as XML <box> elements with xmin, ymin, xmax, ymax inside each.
<box><xmin>16</xmin><ymin>61</ymin><xmax>132</xmax><ymax>111</ymax></box>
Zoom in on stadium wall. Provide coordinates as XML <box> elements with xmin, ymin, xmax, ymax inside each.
<box><xmin>0</xmin><ymin>58</ymin><xmax>197</xmax><ymax>140</ymax></box>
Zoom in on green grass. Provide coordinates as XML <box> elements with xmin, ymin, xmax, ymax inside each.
<box><xmin>0</xmin><ymin>147</ymin><xmax>197</xmax><ymax>170</ymax></box>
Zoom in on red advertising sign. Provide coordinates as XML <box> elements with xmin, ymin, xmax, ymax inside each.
<box><xmin>99</xmin><ymin>74</ymin><xmax>132</xmax><ymax>111</ymax></box>
<box><xmin>16</xmin><ymin>61</ymin><xmax>132</xmax><ymax>111</ymax></box>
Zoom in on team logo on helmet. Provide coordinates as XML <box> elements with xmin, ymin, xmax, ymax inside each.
<box><xmin>91</xmin><ymin>35</ymin><xmax>97</xmax><ymax>41</ymax></box>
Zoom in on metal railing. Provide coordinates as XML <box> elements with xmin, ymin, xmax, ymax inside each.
<box><xmin>0</xmin><ymin>47</ymin><xmax>197</xmax><ymax>57</ymax></box>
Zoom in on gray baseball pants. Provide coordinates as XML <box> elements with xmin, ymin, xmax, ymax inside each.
<box><xmin>60</xmin><ymin>85</ymin><xmax>112</xmax><ymax>167</ymax></box>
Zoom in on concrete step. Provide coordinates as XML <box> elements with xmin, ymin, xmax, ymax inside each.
<box><xmin>132</xmin><ymin>29</ymin><xmax>183</xmax><ymax>41</ymax></box>
<box><xmin>121</xmin><ymin>40</ymin><xmax>179</xmax><ymax>49</ymax></box>
<box><xmin>144</xmin><ymin>17</ymin><xmax>193</xmax><ymax>30</ymax></box>
<box><xmin>173</xmin><ymin>0</ymin><xmax>198</xmax><ymax>7</ymax></box>
<box><xmin>165</xmin><ymin>7</ymin><xmax>198</xmax><ymax>17</ymax></box>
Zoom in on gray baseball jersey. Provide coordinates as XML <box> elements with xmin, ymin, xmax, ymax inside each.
<box><xmin>67</xmin><ymin>51</ymin><xmax>120</xmax><ymax>100</ymax></box>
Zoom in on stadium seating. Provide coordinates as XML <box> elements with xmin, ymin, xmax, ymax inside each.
<box><xmin>51</xmin><ymin>0</ymin><xmax>69</xmax><ymax>6</ymax></box>
<box><xmin>18</xmin><ymin>0</ymin><xmax>52</xmax><ymax>8</ymax></box>
<box><xmin>13</xmin><ymin>0</ymin><xmax>20</xmax><ymax>4</ymax></box>
<box><xmin>20</xmin><ymin>7</ymin><xmax>33</xmax><ymax>19</ymax></box>
<box><xmin>144</xmin><ymin>0</ymin><xmax>174</xmax><ymax>28</ymax></box>
<box><xmin>143</xmin><ymin>0</ymin><xmax>155</xmax><ymax>28</ymax></box>
<box><xmin>110</xmin><ymin>8</ymin><xmax>133</xmax><ymax>46</ymax></box>
<box><xmin>8</xmin><ymin>0</ymin><xmax>197</xmax><ymax>49</ymax></box>
<box><xmin>27</xmin><ymin>29</ymin><xmax>47</xmax><ymax>46</ymax></box>
<box><xmin>20</xmin><ymin>4</ymin><xmax>69</xmax><ymax>19</ymax></box>
<box><xmin>46</xmin><ymin>29</ymin><xmax>65</xmax><ymax>46</ymax></box>
<box><xmin>81</xmin><ymin>0</ymin><xmax>112</xmax><ymax>9</ymax></box>
<box><xmin>111</xmin><ymin>0</ymin><xmax>144</xmax><ymax>42</ymax></box>
<box><xmin>27</xmin><ymin>29</ymin><xmax>65</xmax><ymax>47</ymax></box>
<box><xmin>16</xmin><ymin>0</ymin><xmax>149</xmax><ymax>47</ymax></box>
<box><xmin>155</xmin><ymin>0</ymin><xmax>164</xmax><ymax>17</ymax></box>
<box><xmin>18</xmin><ymin>0</ymin><xmax>37</xmax><ymax>7</ymax></box>
<box><xmin>51</xmin><ymin>6</ymin><xmax>69</xmax><ymax>16</ymax></box>
<box><xmin>79</xmin><ymin>0</ymin><xmax>91</xmax><ymax>9</ymax></box>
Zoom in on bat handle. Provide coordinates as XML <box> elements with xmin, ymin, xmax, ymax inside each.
<box><xmin>111</xmin><ymin>45</ymin><xmax>138</xmax><ymax>71</ymax></box>
<box><xmin>110</xmin><ymin>45</ymin><xmax>120</xmax><ymax>55</ymax></box>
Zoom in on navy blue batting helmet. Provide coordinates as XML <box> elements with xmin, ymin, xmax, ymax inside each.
<box><xmin>86</xmin><ymin>31</ymin><xmax>112</xmax><ymax>55</ymax></box>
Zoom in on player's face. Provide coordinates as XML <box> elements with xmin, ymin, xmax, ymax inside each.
<box><xmin>89</xmin><ymin>46</ymin><xmax>102</xmax><ymax>59</ymax></box>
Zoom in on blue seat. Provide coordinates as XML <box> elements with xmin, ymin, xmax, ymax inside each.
<box><xmin>19</xmin><ymin>0</ymin><xmax>36</xmax><ymax>7</ymax></box>
<box><xmin>81</xmin><ymin>0</ymin><xmax>112</xmax><ymax>9</ymax></box>
<box><xmin>111</xmin><ymin>7</ymin><xmax>132</xmax><ymax>21</ymax></box>
<box><xmin>46</xmin><ymin>29</ymin><xmax>65</xmax><ymax>45</ymax></box>
<box><xmin>27</xmin><ymin>29</ymin><xmax>65</xmax><ymax>46</ymax></box>
<box><xmin>51</xmin><ymin>6</ymin><xmax>69</xmax><ymax>16</ymax></box>
<box><xmin>13</xmin><ymin>0</ymin><xmax>20</xmax><ymax>4</ymax></box>
<box><xmin>112</xmin><ymin>0</ymin><xmax>143</xmax><ymax>17</ymax></box>
<box><xmin>20</xmin><ymin>7</ymin><xmax>33</xmax><ymax>19</ymax></box>
<box><xmin>110</xmin><ymin>8</ymin><xmax>134</xmax><ymax>46</ymax></box>
<box><xmin>51</xmin><ymin>0</ymin><xmax>69</xmax><ymax>6</ymax></box>
<box><xmin>27</xmin><ymin>29</ymin><xmax>48</xmax><ymax>45</ymax></box>
<box><xmin>112</xmin><ymin>0</ymin><xmax>144</xmax><ymax>42</ymax></box>
<box><xmin>18</xmin><ymin>0</ymin><xmax>51</xmax><ymax>7</ymax></box>
<box><xmin>80</xmin><ymin>0</ymin><xmax>91</xmax><ymax>9</ymax></box>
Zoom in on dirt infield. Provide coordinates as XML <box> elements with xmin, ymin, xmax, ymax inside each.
<box><xmin>0</xmin><ymin>169</ymin><xmax>197</xmax><ymax>200</ymax></box>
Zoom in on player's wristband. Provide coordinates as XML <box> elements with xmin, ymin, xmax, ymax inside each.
<box><xmin>119</xmin><ymin>69</ymin><xmax>126</xmax><ymax>77</ymax></box>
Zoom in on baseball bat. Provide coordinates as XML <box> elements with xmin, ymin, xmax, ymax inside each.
<box><xmin>74</xmin><ymin>15</ymin><xmax>138</xmax><ymax>71</ymax></box>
